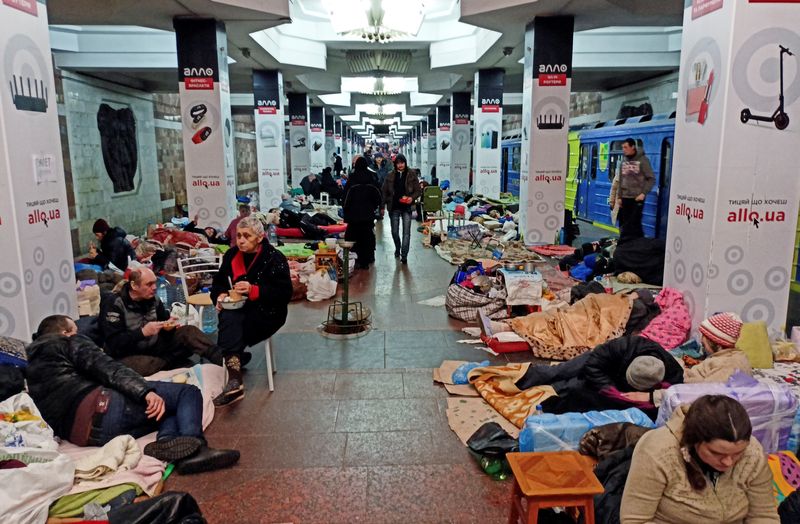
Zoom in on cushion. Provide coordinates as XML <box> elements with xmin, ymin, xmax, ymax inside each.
<box><xmin>735</xmin><ymin>321</ymin><xmax>773</xmax><ymax>369</ymax></box>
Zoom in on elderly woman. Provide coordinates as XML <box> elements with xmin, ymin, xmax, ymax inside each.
<box><xmin>621</xmin><ymin>395</ymin><xmax>778</xmax><ymax>524</ymax></box>
<box><xmin>210</xmin><ymin>216</ymin><xmax>293</xmax><ymax>406</ymax></box>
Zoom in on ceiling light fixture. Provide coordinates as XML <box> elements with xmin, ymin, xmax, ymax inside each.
<box><xmin>322</xmin><ymin>0</ymin><xmax>426</xmax><ymax>44</ymax></box>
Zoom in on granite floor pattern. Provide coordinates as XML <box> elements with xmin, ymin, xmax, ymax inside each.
<box><xmin>167</xmin><ymin>219</ymin><xmax>530</xmax><ymax>523</ymax></box>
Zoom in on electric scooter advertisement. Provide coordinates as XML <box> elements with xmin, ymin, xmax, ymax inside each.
<box><xmin>253</xmin><ymin>70</ymin><xmax>286</xmax><ymax>211</ymax></box>
<box><xmin>473</xmin><ymin>69</ymin><xmax>504</xmax><ymax>198</ymax></box>
<box><xmin>0</xmin><ymin>0</ymin><xmax>77</xmax><ymax>338</ymax></box>
<box><xmin>325</xmin><ymin>114</ymin><xmax>334</xmax><ymax>169</ymax></box>
<box><xmin>436</xmin><ymin>105</ymin><xmax>451</xmax><ymax>184</ymax></box>
<box><xmin>520</xmin><ymin>16</ymin><xmax>574</xmax><ymax>245</ymax></box>
<box><xmin>288</xmin><ymin>93</ymin><xmax>310</xmax><ymax>187</ymax></box>
<box><xmin>451</xmin><ymin>92</ymin><xmax>471</xmax><ymax>192</ymax></box>
<box><xmin>175</xmin><ymin>18</ymin><xmax>237</xmax><ymax>231</ymax></box>
<box><xmin>308</xmin><ymin>106</ymin><xmax>325</xmax><ymax>176</ymax></box>
<box><xmin>665</xmin><ymin>0</ymin><xmax>800</xmax><ymax>334</ymax></box>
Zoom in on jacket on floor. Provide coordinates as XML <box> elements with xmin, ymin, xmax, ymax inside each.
<box><xmin>620</xmin><ymin>406</ymin><xmax>778</xmax><ymax>524</ymax></box>
<box><xmin>100</xmin><ymin>283</ymin><xmax>170</xmax><ymax>358</ymax></box>
<box><xmin>94</xmin><ymin>226</ymin><xmax>136</xmax><ymax>271</ymax></box>
<box><xmin>25</xmin><ymin>334</ymin><xmax>153</xmax><ymax>439</ymax></box>
<box><xmin>382</xmin><ymin>169</ymin><xmax>422</xmax><ymax>212</ymax></box>
<box><xmin>210</xmin><ymin>239</ymin><xmax>293</xmax><ymax>346</ymax></box>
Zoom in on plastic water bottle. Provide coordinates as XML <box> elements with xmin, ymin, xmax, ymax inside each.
<box><xmin>268</xmin><ymin>224</ymin><xmax>278</xmax><ymax>245</ymax></box>
<box><xmin>534</xmin><ymin>404</ymin><xmax>544</xmax><ymax>416</ymax></box>
<box><xmin>156</xmin><ymin>277</ymin><xmax>169</xmax><ymax>305</ymax></box>
<box><xmin>201</xmin><ymin>304</ymin><xmax>218</xmax><ymax>334</ymax></box>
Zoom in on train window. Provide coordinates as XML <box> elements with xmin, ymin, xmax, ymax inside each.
<box><xmin>579</xmin><ymin>144</ymin><xmax>590</xmax><ymax>179</ymax></box>
<box><xmin>660</xmin><ymin>138</ymin><xmax>673</xmax><ymax>191</ymax></box>
<box><xmin>590</xmin><ymin>145</ymin><xmax>598</xmax><ymax>179</ymax></box>
<box><xmin>512</xmin><ymin>145</ymin><xmax>521</xmax><ymax>172</ymax></box>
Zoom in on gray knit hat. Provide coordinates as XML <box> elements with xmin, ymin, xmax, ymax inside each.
<box><xmin>625</xmin><ymin>356</ymin><xmax>665</xmax><ymax>391</ymax></box>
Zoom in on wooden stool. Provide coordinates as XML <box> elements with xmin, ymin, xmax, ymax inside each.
<box><xmin>506</xmin><ymin>451</ymin><xmax>604</xmax><ymax>524</ymax></box>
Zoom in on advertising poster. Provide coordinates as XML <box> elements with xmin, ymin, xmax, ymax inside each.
<box><xmin>420</xmin><ymin>120</ymin><xmax>429</xmax><ymax>180</ymax></box>
<box><xmin>411</xmin><ymin>128</ymin><xmax>418</xmax><ymax>169</ymax></box>
<box><xmin>325</xmin><ymin>113</ymin><xmax>334</xmax><ymax>169</ymax></box>
<box><xmin>520</xmin><ymin>16</ymin><xmax>574</xmax><ymax>245</ymax></box>
<box><xmin>450</xmin><ymin>92</ymin><xmax>471</xmax><ymax>191</ymax></box>
<box><xmin>175</xmin><ymin>18</ymin><xmax>237</xmax><ymax>230</ymax></box>
<box><xmin>344</xmin><ymin>127</ymin><xmax>352</xmax><ymax>168</ymax></box>
<box><xmin>334</xmin><ymin>119</ymin><xmax>343</xmax><ymax>158</ymax></box>
<box><xmin>308</xmin><ymin>106</ymin><xmax>325</xmax><ymax>176</ymax></box>
<box><xmin>664</xmin><ymin>0</ymin><xmax>800</xmax><ymax>334</ymax></box>
<box><xmin>253</xmin><ymin>70</ymin><xmax>285</xmax><ymax>211</ymax></box>
<box><xmin>473</xmin><ymin>69</ymin><xmax>504</xmax><ymax>198</ymax></box>
<box><xmin>0</xmin><ymin>0</ymin><xmax>77</xmax><ymax>338</ymax></box>
<box><xmin>436</xmin><ymin>105</ymin><xmax>451</xmax><ymax>184</ymax></box>
<box><xmin>287</xmin><ymin>93</ymin><xmax>310</xmax><ymax>186</ymax></box>
<box><xmin>427</xmin><ymin>113</ymin><xmax>437</xmax><ymax>180</ymax></box>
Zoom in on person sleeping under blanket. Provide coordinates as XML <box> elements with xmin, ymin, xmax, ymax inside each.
<box><xmin>513</xmin><ymin>335</ymin><xmax>685</xmax><ymax>419</ymax></box>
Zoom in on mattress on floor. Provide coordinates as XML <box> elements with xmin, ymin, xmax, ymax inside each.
<box><xmin>276</xmin><ymin>223</ymin><xmax>347</xmax><ymax>238</ymax></box>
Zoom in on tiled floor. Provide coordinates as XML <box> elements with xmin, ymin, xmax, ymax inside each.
<box><xmin>167</xmin><ymin>219</ymin><xmax>520</xmax><ymax>523</ymax></box>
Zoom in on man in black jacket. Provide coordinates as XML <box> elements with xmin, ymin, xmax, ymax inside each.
<box><xmin>343</xmin><ymin>157</ymin><xmax>382</xmax><ymax>269</ymax></box>
<box><xmin>100</xmin><ymin>267</ymin><xmax>223</xmax><ymax>376</ymax></box>
<box><xmin>26</xmin><ymin>315</ymin><xmax>239</xmax><ymax>474</ymax></box>
<box><xmin>89</xmin><ymin>218</ymin><xmax>137</xmax><ymax>271</ymax></box>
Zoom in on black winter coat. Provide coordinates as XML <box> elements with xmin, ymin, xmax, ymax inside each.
<box><xmin>25</xmin><ymin>334</ymin><xmax>153</xmax><ymax>438</ymax></box>
<box><xmin>343</xmin><ymin>173</ymin><xmax>382</xmax><ymax>223</ymax></box>
<box><xmin>382</xmin><ymin>169</ymin><xmax>422</xmax><ymax>212</ymax></box>
<box><xmin>582</xmin><ymin>335</ymin><xmax>684</xmax><ymax>392</ymax></box>
<box><xmin>94</xmin><ymin>226</ymin><xmax>137</xmax><ymax>271</ymax></box>
<box><xmin>210</xmin><ymin>240</ymin><xmax>292</xmax><ymax>346</ymax></box>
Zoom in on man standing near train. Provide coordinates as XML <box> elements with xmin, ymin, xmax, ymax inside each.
<box><xmin>610</xmin><ymin>138</ymin><xmax>655</xmax><ymax>243</ymax></box>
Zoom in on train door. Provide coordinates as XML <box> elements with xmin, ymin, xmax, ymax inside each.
<box><xmin>656</xmin><ymin>137</ymin><xmax>673</xmax><ymax>239</ymax></box>
<box><xmin>575</xmin><ymin>143</ymin><xmax>592</xmax><ymax>218</ymax></box>
<box><xmin>501</xmin><ymin>146</ymin><xmax>509</xmax><ymax>193</ymax></box>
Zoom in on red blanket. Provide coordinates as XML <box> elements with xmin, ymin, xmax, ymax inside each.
<box><xmin>276</xmin><ymin>224</ymin><xmax>347</xmax><ymax>238</ymax></box>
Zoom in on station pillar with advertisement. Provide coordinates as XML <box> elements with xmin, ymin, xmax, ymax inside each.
<box><xmin>436</xmin><ymin>105</ymin><xmax>451</xmax><ymax>184</ymax></box>
<box><xmin>420</xmin><ymin>120</ymin><xmax>429</xmax><ymax>180</ymax></box>
<box><xmin>520</xmin><ymin>16</ymin><xmax>574</xmax><ymax>245</ymax></box>
<box><xmin>174</xmin><ymin>18</ymin><xmax>237</xmax><ymax>229</ymax></box>
<box><xmin>325</xmin><ymin>113</ymin><xmax>334</xmax><ymax>170</ymax></box>
<box><xmin>253</xmin><ymin>70</ymin><xmax>286</xmax><ymax>211</ymax></box>
<box><xmin>450</xmin><ymin>92</ymin><xmax>472</xmax><ymax>192</ymax></box>
<box><xmin>308</xmin><ymin>106</ymin><xmax>325</xmax><ymax>176</ymax></box>
<box><xmin>427</xmin><ymin>114</ymin><xmax>437</xmax><ymax>181</ymax></box>
<box><xmin>287</xmin><ymin>93</ymin><xmax>310</xmax><ymax>187</ymax></box>
<box><xmin>664</xmin><ymin>0</ymin><xmax>800</xmax><ymax>335</ymax></box>
<box><xmin>0</xmin><ymin>0</ymin><xmax>77</xmax><ymax>339</ymax></box>
<box><xmin>473</xmin><ymin>69</ymin><xmax>504</xmax><ymax>198</ymax></box>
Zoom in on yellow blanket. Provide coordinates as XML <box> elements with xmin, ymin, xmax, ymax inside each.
<box><xmin>468</xmin><ymin>363</ymin><xmax>556</xmax><ymax>428</ymax></box>
<box><xmin>510</xmin><ymin>293</ymin><xmax>633</xmax><ymax>360</ymax></box>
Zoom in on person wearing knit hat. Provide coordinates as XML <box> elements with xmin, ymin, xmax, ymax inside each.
<box><xmin>88</xmin><ymin>218</ymin><xmax>136</xmax><ymax>271</ymax></box>
<box><xmin>699</xmin><ymin>312</ymin><xmax>743</xmax><ymax>350</ymax></box>
<box><xmin>625</xmin><ymin>355</ymin><xmax>666</xmax><ymax>391</ymax></box>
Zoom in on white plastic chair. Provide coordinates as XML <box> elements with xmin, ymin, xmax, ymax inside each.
<box><xmin>176</xmin><ymin>254</ymin><xmax>223</xmax><ymax>328</ymax></box>
<box><xmin>319</xmin><ymin>192</ymin><xmax>330</xmax><ymax>206</ymax></box>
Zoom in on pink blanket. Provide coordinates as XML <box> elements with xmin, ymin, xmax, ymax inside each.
<box><xmin>640</xmin><ymin>287</ymin><xmax>691</xmax><ymax>350</ymax></box>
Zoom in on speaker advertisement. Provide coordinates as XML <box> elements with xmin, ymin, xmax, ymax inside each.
<box><xmin>288</xmin><ymin>93</ymin><xmax>310</xmax><ymax>187</ymax></box>
<box><xmin>308</xmin><ymin>106</ymin><xmax>325</xmax><ymax>176</ymax></box>
<box><xmin>0</xmin><ymin>0</ymin><xmax>77</xmax><ymax>338</ymax></box>
<box><xmin>325</xmin><ymin>113</ymin><xmax>334</xmax><ymax>169</ymax></box>
<box><xmin>175</xmin><ymin>18</ymin><xmax>236</xmax><ymax>230</ymax></box>
<box><xmin>253</xmin><ymin>70</ymin><xmax>285</xmax><ymax>211</ymax></box>
<box><xmin>451</xmin><ymin>92</ymin><xmax>471</xmax><ymax>192</ymax></box>
<box><xmin>664</xmin><ymin>0</ymin><xmax>800</xmax><ymax>334</ymax></box>
<box><xmin>520</xmin><ymin>16</ymin><xmax>574</xmax><ymax>245</ymax></box>
<box><xmin>427</xmin><ymin>113</ymin><xmax>437</xmax><ymax>180</ymax></box>
<box><xmin>473</xmin><ymin>69</ymin><xmax>504</xmax><ymax>198</ymax></box>
<box><xmin>436</xmin><ymin>105</ymin><xmax>451</xmax><ymax>184</ymax></box>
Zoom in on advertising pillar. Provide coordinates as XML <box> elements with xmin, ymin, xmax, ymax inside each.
<box><xmin>416</xmin><ymin>123</ymin><xmax>423</xmax><ymax>170</ymax></box>
<box><xmin>253</xmin><ymin>70</ymin><xmax>285</xmax><ymax>211</ymax></box>
<box><xmin>451</xmin><ymin>92</ymin><xmax>472</xmax><ymax>191</ymax></box>
<box><xmin>325</xmin><ymin>113</ymin><xmax>334</xmax><ymax>169</ymax></box>
<box><xmin>287</xmin><ymin>93</ymin><xmax>310</xmax><ymax>186</ymax></box>
<box><xmin>473</xmin><ymin>69</ymin><xmax>504</xmax><ymax>198</ymax></box>
<box><xmin>344</xmin><ymin>127</ymin><xmax>352</xmax><ymax>169</ymax></box>
<box><xmin>664</xmin><ymin>1</ymin><xmax>800</xmax><ymax>334</ymax></box>
<box><xmin>436</xmin><ymin>105</ymin><xmax>451</xmax><ymax>184</ymax></box>
<box><xmin>334</xmin><ymin>119</ymin><xmax>343</xmax><ymax>165</ymax></box>
<box><xmin>520</xmin><ymin>16</ymin><xmax>574</xmax><ymax>245</ymax></box>
<box><xmin>426</xmin><ymin>114</ymin><xmax>437</xmax><ymax>180</ymax></box>
<box><xmin>0</xmin><ymin>0</ymin><xmax>77</xmax><ymax>338</ymax></box>
<box><xmin>308</xmin><ymin>106</ymin><xmax>325</xmax><ymax>176</ymax></box>
<box><xmin>410</xmin><ymin>128</ymin><xmax>418</xmax><ymax>169</ymax></box>
<box><xmin>174</xmin><ymin>18</ymin><xmax>237</xmax><ymax>229</ymax></box>
<box><xmin>420</xmin><ymin>120</ymin><xmax>429</xmax><ymax>180</ymax></box>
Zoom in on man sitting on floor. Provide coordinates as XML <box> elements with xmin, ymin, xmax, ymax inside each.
<box><xmin>26</xmin><ymin>315</ymin><xmax>239</xmax><ymax>474</ymax></box>
<box><xmin>100</xmin><ymin>267</ymin><xmax>223</xmax><ymax>376</ymax></box>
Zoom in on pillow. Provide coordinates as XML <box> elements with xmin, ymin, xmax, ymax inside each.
<box><xmin>735</xmin><ymin>321</ymin><xmax>773</xmax><ymax>369</ymax></box>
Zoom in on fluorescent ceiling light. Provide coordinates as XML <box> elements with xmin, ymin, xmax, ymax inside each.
<box><xmin>320</xmin><ymin>0</ymin><xmax>369</xmax><ymax>34</ymax></box>
<box><xmin>382</xmin><ymin>0</ymin><xmax>424</xmax><ymax>36</ymax></box>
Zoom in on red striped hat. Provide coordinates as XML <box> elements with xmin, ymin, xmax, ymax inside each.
<box><xmin>699</xmin><ymin>312</ymin><xmax>742</xmax><ymax>348</ymax></box>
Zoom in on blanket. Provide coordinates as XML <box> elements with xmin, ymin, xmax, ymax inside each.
<box><xmin>639</xmin><ymin>287</ymin><xmax>691</xmax><ymax>350</ymax></box>
<box><xmin>73</xmin><ymin>435</ymin><xmax>140</xmax><ymax>481</ymax></box>
<box><xmin>467</xmin><ymin>363</ymin><xmax>557</xmax><ymax>428</ymax></box>
<box><xmin>530</xmin><ymin>244</ymin><xmax>577</xmax><ymax>257</ymax></box>
<box><xmin>509</xmin><ymin>293</ymin><xmax>633</xmax><ymax>360</ymax></box>
<box><xmin>435</xmin><ymin>239</ymin><xmax>544</xmax><ymax>266</ymax></box>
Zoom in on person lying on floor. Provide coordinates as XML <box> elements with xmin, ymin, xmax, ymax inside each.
<box><xmin>512</xmin><ymin>335</ymin><xmax>684</xmax><ymax>415</ymax></box>
<box><xmin>620</xmin><ymin>395</ymin><xmax>778</xmax><ymax>524</ymax></box>
<box><xmin>100</xmin><ymin>267</ymin><xmax>224</xmax><ymax>376</ymax></box>
<box><xmin>25</xmin><ymin>315</ymin><xmax>239</xmax><ymax>474</ymax></box>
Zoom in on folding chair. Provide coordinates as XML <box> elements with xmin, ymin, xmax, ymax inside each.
<box><xmin>176</xmin><ymin>254</ymin><xmax>223</xmax><ymax>329</ymax></box>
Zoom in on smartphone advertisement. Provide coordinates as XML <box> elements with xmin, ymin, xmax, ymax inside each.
<box><xmin>473</xmin><ymin>69</ymin><xmax>504</xmax><ymax>198</ymax></box>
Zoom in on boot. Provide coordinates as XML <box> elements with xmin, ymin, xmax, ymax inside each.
<box><xmin>202</xmin><ymin>345</ymin><xmax>225</xmax><ymax>366</ymax></box>
<box><xmin>143</xmin><ymin>436</ymin><xmax>204</xmax><ymax>462</ymax></box>
<box><xmin>176</xmin><ymin>445</ymin><xmax>240</xmax><ymax>475</ymax></box>
<box><xmin>214</xmin><ymin>355</ymin><xmax>245</xmax><ymax>407</ymax></box>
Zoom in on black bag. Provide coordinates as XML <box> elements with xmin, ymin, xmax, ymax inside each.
<box><xmin>467</xmin><ymin>422</ymin><xmax>519</xmax><ymax>458</ymax></box>
<box><xmin>108</xmin><ymin>491</ymin><xmax>205</xmax><ymax>524</ymax></box>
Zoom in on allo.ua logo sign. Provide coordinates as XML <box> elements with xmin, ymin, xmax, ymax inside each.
<box><xmin>183</xmin><ymin>67</ymin><xmax>215</xmax><ymax>90</ymax></box>
<box><xmin>538</xmin><ymin>64</ymin><xmax>568</xmax><ymax>86</ymax></box>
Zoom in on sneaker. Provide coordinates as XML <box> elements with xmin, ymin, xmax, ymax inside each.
<box><xmin>213</xmin><ymin>379</ymin><xmax>245</xmax><ymax>407</ymax></box>
<box><xmin>143</xmin><ymin>436</ymin><xmax>204</xmax><ymax>462</ymax></box>
<box><xmin>176</xmin><ymin>445</ymin><xmax>240</xmax><ymax>475</ymax></box>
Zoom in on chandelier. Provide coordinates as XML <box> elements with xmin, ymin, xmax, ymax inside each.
<box><xmin>322</xmin><ymin>0</ymin><xmax>425</xmax><ymax>44</ymax></box>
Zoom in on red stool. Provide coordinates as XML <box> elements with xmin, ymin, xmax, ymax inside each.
<box><xmin>506</xmin><ymin>451</ymin><xmax>604</xmax><ymax>524</ymax></box>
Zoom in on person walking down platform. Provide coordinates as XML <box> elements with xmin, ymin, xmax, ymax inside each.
<box><xmin>382</xmin><ymin>154</ymin><xmax>421</xmax><ymax>264</ymax></box>
<box><xmin>343</xmin><ymin>157</ymin><xmax>382</xmax><ymax>269</ymax></box>
<box><xmin>610</xmin><ymin>138</ymin><xmax>655</xmax><ymax>244</ymax></box>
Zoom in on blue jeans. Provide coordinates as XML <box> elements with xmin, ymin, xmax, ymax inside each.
<box><xmin>96</xmin><ymin>381</ymin><xmax>204</xmax><ymax>444</ymax></box>
<box><xmin>390</xmin><ymin>209</ymin><xmax>412</xmax><ymax>258</ymax></box>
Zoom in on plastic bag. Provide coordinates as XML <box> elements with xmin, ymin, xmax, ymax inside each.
<box><xmin>0</xmin><ymin>392</ymin><xmax>58</xmax><ymax>450</ymax></box>
<box><xmin>170</xmin><ymin>303</ymin><xmax>200</xmax><ymax>328</ymax></box>
<box><xmin>452</xmin><ymin>360</ymin><xmax>490</xmax><ymax>384</ymax></box>
<box><xmin>0</xmin><ymin>449</ymin><xmax>75</xmax><ymax>524</ymax></box>
<box><xmin>306</xmin><ymin>270</ymin><xmax>337</xmax><ymax>302</ymax></box>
